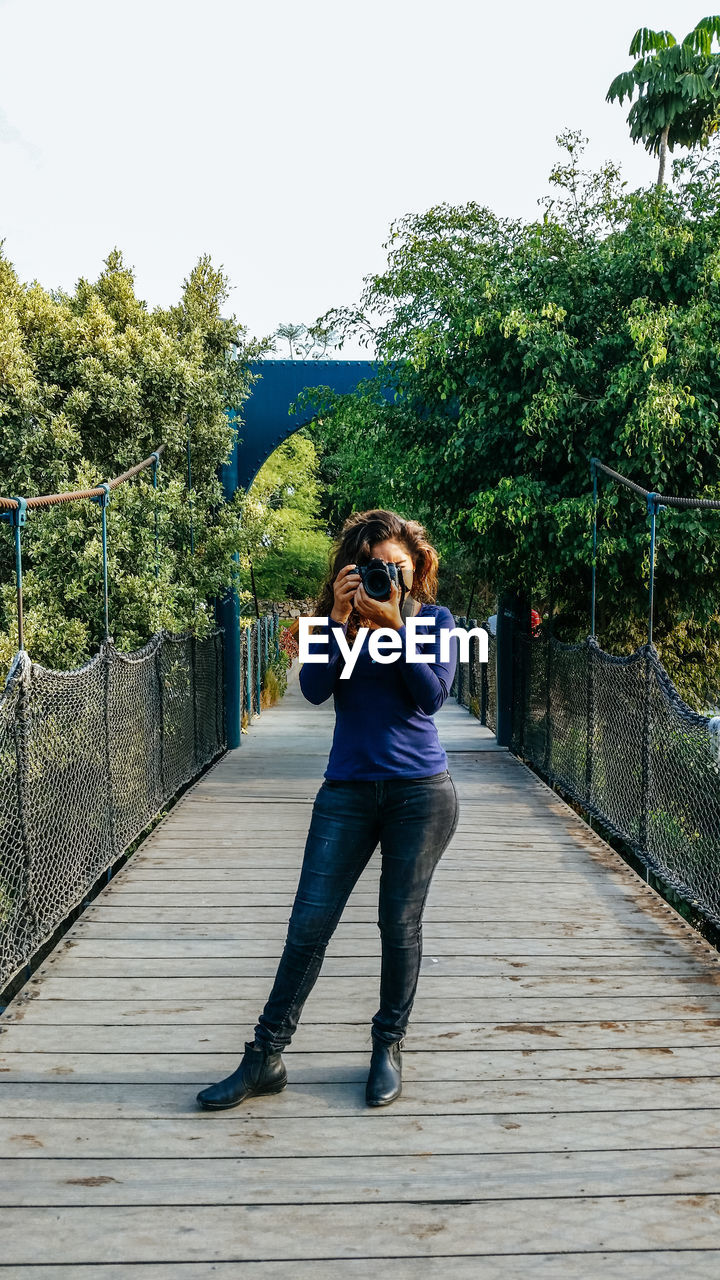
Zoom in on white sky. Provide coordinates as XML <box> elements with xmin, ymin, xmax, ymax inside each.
<box><xmin>0</xmin><ymin>0</ymin><xmax>704</xmax><ymax>357</ymax></box>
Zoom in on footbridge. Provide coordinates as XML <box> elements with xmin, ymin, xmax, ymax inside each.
<box><xmin>2</xmin><ymin>367</ymin><xmax>720</xmax><ymax>1272</ymax></box>
<box><xmin>3</xmin><ymin>660</ymin><xmax>720</xmax><ymax>1273</ymax></box>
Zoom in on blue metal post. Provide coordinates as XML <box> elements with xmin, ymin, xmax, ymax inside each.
<box><xmin>222</xmin><ymin>572</ymin><xmax>240</xmax><ymax>746</ymax></box>
<box><xmin>646</xmin><ymin>494</ymin><xmax>664</xmax><ymax>647</ymax></box>
<box><xmin>219</xmin><ymin>411</ymin><xmax>242</xmax><ymax>748</ymax></box>
<box><xmin>1</xmin><ymin>498</ymin><xmax>28</xmax><ymax>651</ymax></box>
<box><xmin>256</xmin><ymin>621</ymin><xmax>262</xmax><ymax>712</ymax></box>
<box><xmin>495</xmin><ymin>592</ymin><xmax>521</xmax><ymax>747</ymax></box>
<box><xmin>186</xmin><ymin>436</ymin><xmax>195</xmax><ymax>557</ymax></box>
<box><xmin>91</xmin><ymin>483</ymin><xmax>111</xmax><ymax>642</ymax></box>
<box><xmin>14</xmin><ymin>522</ymin><xmax>23</xmax><ymax>650</ymax></box>
<box><xmin>641</xmin><ymin>491</ymin><xmax>664</xmax><ymax>856</ymax></box>
<box><xmin>245</xmin><ymin>625</ymin><xmax>253</xmax><ymax>717</ymax></box>
<box><xmin>151</xmin><ymin>451</ymin><xmax>161</xmax><ymax>579</ymax></box>
<box><xmin>102</xmin><ymin>503</ymin><xmax>109</xmax><ymax>640</ymax></box>
<box><xmin>591</xmin><ymin>461</ymin><xmax>598</xmax><ymax>638</ymax></box>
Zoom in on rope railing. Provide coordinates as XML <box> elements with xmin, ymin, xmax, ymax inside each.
<box><xmin>0</xmin><ymin>627</ymin><xmax>227</xmax><ymax>993</ymax></box>
<box><xmin>0</xmin><ymin>445</ymin><xmax>167</xmax><ymax>652</ymax></box>
<box><xmin>0</xmin><ymin>438</ymin><xmax>287</xmax><ymax>994</ymax></box>
<box><xmin>592</xmin><ymin>458</ymin><xmax>720</xmax><ymax>511</ymax></box>
<box><xmin>455</xmin><ymin>613</ymin><xmax>720</xmax><ymax>934</ymax></box>
<box><xmin>511</xmin><ymin>625</ymin><xmax>720</xmax><ymax>930</ymax></box>
<box><xmin>0</xmin><ymin>445</ymin><xmax>166</xmax><ymax>512</ymax></box>
<box><xmin>0</xmin><ymin>605</ymin><xmax>285</xmax><ymax>994</ymax></box>
<box><xmin>590</xmin><ymin>458</ymin><xmax>720</xmax><ymax>645</ymax></box>
<box><xmin>448</xmin><ymin>458</ymin><xmax>720</xmax><ymax>934</ymax></box>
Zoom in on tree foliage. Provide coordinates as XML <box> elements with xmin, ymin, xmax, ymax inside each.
<box><xmin>235</xmin><ymin>430</ymin><xmax>333</xmax><ymax>604</ymax></box>
<box><xmin>310</xmin><ymin>133</ymin><xmax>720</xmax><ymax>708</ymax></box>
<box><xmin>0</xmin><ymin>248</ymin><xmax>268</xmax><ymax>670</ymax></box>
<box><xmin>272</xmin><ymin>321</ymin><xmax>340</xmax><ymax>359</ymax></box>
<box><xmin>607</xmin><ymin>16</ymin><xmax>720</xmax><ymax>184</ymax></box>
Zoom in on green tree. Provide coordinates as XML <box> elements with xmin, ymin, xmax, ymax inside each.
<box><xmin>273</xmin><ymin>321</ymin><xmax>339</xmax><ymax>359</ymax></box>
<box><xmin>607</xmin><ymin>16</ymin><xmax>720</xmax><ymax>186</ymax></box>
<box><xmin>234</xmin><ymin>430</ymin><xmax>333</xmax><ymax>603</ymax></box>
<box><xmin>274</xmin><ymin>322</ymin><xmax>306</xmax><ymax>359</ymax></box>
<box><xmin>308</xmin><ymin>133</ymin><xmax>720</xmax><ymax>708</ymax></box>
<box><xmin>0</xmin><ymin>247</ymin><xmax>269</xmax><ymax>671</ymax></box>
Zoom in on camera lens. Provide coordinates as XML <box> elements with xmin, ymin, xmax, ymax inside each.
<box><xmin>366</xmin><ymin>570</ymin><xmax>387</xmax><ymax>597</ymax></box>
<box><xmin>362</xmin><ymin>559</ymin><xmax>393</xmax><ymax>600</ymax></box>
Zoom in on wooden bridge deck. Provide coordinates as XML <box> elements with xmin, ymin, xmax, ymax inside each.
<box><xmin>2</xmin><ymin>662</ymin><xmax>720</xmax><ymax>1275</ymax></box>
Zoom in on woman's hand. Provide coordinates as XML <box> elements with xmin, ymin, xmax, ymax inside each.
<box><xmin>353</xmin><ymin>580</ymin><xmax>404</xmax><ymax>631</ymax></box>
<box><xmin>330</xmin><ymin>565</ymin><xmax>362</xmax><ymax>625</ymax></box>
<box><xmin>329</xmin><ymin>565</ymin><xmax>404</xmax><ymax>630</ymax></box>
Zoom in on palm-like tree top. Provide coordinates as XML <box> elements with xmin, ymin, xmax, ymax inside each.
<box><xmin>607</xmin><ymin>16</ymin><xmax>720</xmax><ymax>184</ymax></box>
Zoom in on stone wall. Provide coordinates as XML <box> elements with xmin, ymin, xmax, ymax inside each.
<box><xmin>255</xmin><ymin>597</ymin><xmax>318</xmax><ymax>620</ymax></box>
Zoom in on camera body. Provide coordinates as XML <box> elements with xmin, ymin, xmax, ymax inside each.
<box><xmin>352</xmin><ymin>558</ymin><xmax>401</xmax><ymax>601</ymax></box>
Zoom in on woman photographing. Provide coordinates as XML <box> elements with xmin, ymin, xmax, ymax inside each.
<box><xmin>197</xmin><ymin>508</ymin><xmax>460</xmax><ymax>1110</ymax></box>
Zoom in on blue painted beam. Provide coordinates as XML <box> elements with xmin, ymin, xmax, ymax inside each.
<box><xmin>229</xmin><ymin>360</ymin><xmax>389</xmax><ymax>495</ymax></box>
<box><xmin>220</xmin><ymin>359</ymin><xmax>388</xmax><ymax>748</ymax></box>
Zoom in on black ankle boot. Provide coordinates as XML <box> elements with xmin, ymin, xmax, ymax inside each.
<box><xmin>366</xmin><ymin>1036</ymin><xmax>404</xmax><ymax>1106</ymax></box>
<box><xmin>196</xmin><ymin>1040</ymin><xmax>287</xmax><ymax>1111</ymax></box>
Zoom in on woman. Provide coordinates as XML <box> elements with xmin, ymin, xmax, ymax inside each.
<box><xmin>197</xmin><ymin>509</ymin><xmax>460</xmax><ymax>1111</ymax></box>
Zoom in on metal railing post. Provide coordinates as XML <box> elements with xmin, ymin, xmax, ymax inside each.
<box><xmin>590</xmin><ymin>460</ymin><xmax>598</xmax><ymax>638</ymax></box>
<box><xmin>245</xmin><ymin>625</ymin><xmax>253</xmax><ymax>718</ymax></box>
<box><xmin>220</xmin><ymin>575</ymin><xmax>241</xmax><ymax>748</ymax></box>
<box><xmin>0</xmin><ymin>499</ymin><xmax>28</xmax><ymax>651</ymax></box>
<box><xmin>646</xmin><ymin>493</ymin><xmax>665</xmax><ymax>647</ymax></box>
<box><xmin>256</xmin><ymin>620</ymin><xmax>262</xmax><ymax>712</ymax></box>
<box><xmin>151</xmin><ymin>451</ymin><xmax>161</xmax><ymax>580</ymax></box>
<box><xmin>543</xmin><ymin>625</ymin><xmax>553</xmax><ymax>775</ymax></box>
<box><xmin>516</xmin><ymin>622</ymin><xmax>528</xmax><ymax>758</ymax></box>
<box><xmin>11</xmin><ymin>656</ymin><xmax>39</xmax><ymax>939</ymax></box>
<box><xmin>191</xmin><ymin>633</ymin><xmax>199</xmax><ymax>769</ymax></box>
<box><xmin>219</xmin><ymin>407</ymin><xmax>242</xmax><ymax>749</ymax></box>
<box><xmin>102</xmin><ymin>645</ymin><xmax>117</xmax><ymax>861</ymax></box>
<box><xmin>640</xmin><ymin>648</ymin><xmax>653</xmax><ymax>860</ymax></box>
<box><xmin>584</xmin><ymin>639</ymin><xmax>595</xmax><ymax>808</ymax></box>
<box><xmin>496</xmin><ymin>593</ymin><xmax>520</xmax><ymax>748</ymax></box>
<box><xmin>154</xmin><ymin>639</ymin><xmax>166</xmax><ymax>802</ymax></box>
<box><xmin>480</xmin><ymin>624</ymin><xmax>489</xmax><ymax>725</ymax></box>
<box><xmin>453</xmin><ymin>616</ymin><xmax>465</xmax><ymax>702</ymax></box>
<box><xmin>186</xmin><ymin>434</ymin><xmax>195</xmax><ymax>557</ymax></box>
<box><xmin>90</xmin><ymin>483</ymin><xmax>112</xmax><ymax>642</ymax></box>
<box><xmin>468</xmin><ymin>618</ymin><xmax>478</xmax><ymax>705</ymax></box>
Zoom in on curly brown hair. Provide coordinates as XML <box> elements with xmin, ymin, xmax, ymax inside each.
<box><xmin>309</xmin><ymin>509</ymin><xmax>440</xmax><ymax>644</ymax></box>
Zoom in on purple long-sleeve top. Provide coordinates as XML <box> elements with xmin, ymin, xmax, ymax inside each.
<box><xmin>298</xmin><ymin>603</ymin><xmax>459</xmax><ymax>780</ymax></box>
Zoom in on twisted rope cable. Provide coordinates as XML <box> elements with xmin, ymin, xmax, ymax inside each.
<box><xmin>0</xmin><ymin>445</ymin><xmax>166</xmax><ymax>513</ymax></box>
<box><xmin>592</xmin><ymin>458</ymin><xmax>720</xmax><ymax>511</ymax></box>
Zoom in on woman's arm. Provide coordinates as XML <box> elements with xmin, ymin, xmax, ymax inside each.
<box><xmin>395</xmin><ymin>607</ymin><xmax>459</xmax><ymax>715</ymax></box>
<box><xmin>298</xmin><ymin>618</ymin><xmax>349</xmax><ymax>705</ymax></box>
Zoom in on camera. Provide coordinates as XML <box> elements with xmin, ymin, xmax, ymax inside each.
<box><xmin>352</xmin><ymin>558</ymin><xmax>401</xmax><ymax>601</ymax></box>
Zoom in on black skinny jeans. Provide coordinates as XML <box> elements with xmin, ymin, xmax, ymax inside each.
<box><xmin>253</xmin><ymin>769</ymin><xmax>460</xmax><ymax>1050</ymax></box>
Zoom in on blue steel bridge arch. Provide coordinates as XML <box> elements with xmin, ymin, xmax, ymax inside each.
<box><xmin>220</xmin><ymin>359</ymin><xmax>392</xmax><ymax>746</ymax></box>
<box><xmin>223</xmin><ymin>360</ymin><xmax>387</xmax><ymax>494</ymax></box>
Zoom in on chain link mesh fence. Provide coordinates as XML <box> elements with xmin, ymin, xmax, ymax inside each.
<box><xmin>0</xmin><ymin>629</ymin><xmax>225</xmax><ymax>990</ymax></box>
<box><xmin>1</xmin><ymin>432</ymin><xmax>285</xmax><ymax>990</ymax></box>
<box><xmin>456</xmin><ymin>617</ymin><xmax>720</xmax><ymax>933</ymax></box>
<box><xmin>453</xmin><ymin>618</ymin><xmax>494</xmax><ymax>732</ymax></box>
<box><xmin>241</xmin><ymin>611</ymin><xmax>281</xmax><ymax>720</ymax></box>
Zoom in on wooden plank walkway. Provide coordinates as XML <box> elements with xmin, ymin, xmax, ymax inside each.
<box><xmin>2</xmin><ymin>660</ymin><xmax>720</xmax><ymax>1275</ymax></box>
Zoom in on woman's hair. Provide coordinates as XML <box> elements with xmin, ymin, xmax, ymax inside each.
<box><xmin>310</xmin><ymin>509</ymin><xmax>440</xmax><ymax>643</ymax></box>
